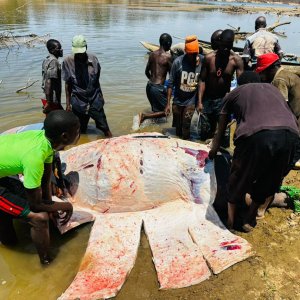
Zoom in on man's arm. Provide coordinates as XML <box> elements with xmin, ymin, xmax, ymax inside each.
<box><xmin>208</xmin><ymin>114</ymin><xmax>229</xmax><ymax>159</ymax></box>
<box><xmin>197</xmin><ymin>81</ymin><xmax>205</xmax><ymax>113</ymax></box>
<box><xmin>26</xmin><ymin>188</ymin><xmax>73</xmax><ymax>225</ymax></box>
<box><xmin>26</xmin><ymin>162</ymin><xmax>73</xmax><ymax>224</ymax></box>
<box><xmin>62</xmin><ymin>60</ymin><xmax>72</xmax><ymax>111</ymax></box>
<box><xmin>235</xmin><ymin>55</ymin><xmax>244</xmax><ymax>79</ymax></box>
<box><xmin>165</xmin><ymin>87</ymin><xmax>172</xmax><ymax>116</ymax></box>
<box><xmin>197</xmin><ymin>61</ymin><xmax>207</xmax><ymax>112</ymax></box>
<box><xmin>44</xmin><ymin>79</ymin><xmax>53</xmax><ymax>102</ymax></box>
<box><xmin>41</xmin><ymin>163</ymin><xmax>53</xmax><ymax>203</ymax></box>
<box><xmin>145</xmin><ymin>54</ymin><xmax>152</xmax><ymax>79</ymax></box>
<box><xmin>242</xmin><ymin>40</ymin><xmax>251</xmax><ymax>56</ymax></box>
<box><xmin>165</xmin><ymin>59</ymin><xmax>177</xmax><ymax>115</ymax></box>
<box><xmin>274</xmin><ymin>42</ymin><xmax>283</xmax><ymax>60</ymax></box>
<box><xmin>65</xmin><ymin>82</ymin><xmax>72</xmax><ymax>111</ymax></box>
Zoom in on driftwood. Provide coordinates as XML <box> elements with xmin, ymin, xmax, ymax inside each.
<box><xmin>16</xmin><ymin>79</ymin><xmax>39</xmax><ymax>93</ymax></box>
<box><xmin>0</xmin><ymin>32</ymin><xmax>49</xmax><ymax>49</ymax></box>
<box><xmin>267</xmin><ymin>21</ymin><xmax>291</xmax><ymax>32</ymax></box>
<box><xmin>227</xmin><ymin>20</ymin><xmax>290</xmax><ymax>40</ymax></box>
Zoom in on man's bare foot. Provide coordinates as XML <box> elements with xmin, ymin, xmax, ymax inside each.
<box><xmin>242</xmin><ymin>223</ymin><xmax>254</xmax><ymax>233</ymax></box>
<box><xmin>139</xmin><ymin>113</ymin><xmax>145</xmax><ymax>127</ymax></box>
<box><xmin>245</xmin><ymin>193</ymin><xmax>252</xmax><ymax>207</ymax></box>
<box><xmin>104</xmin><ymin>130</ymin><xmax>113</xmax><ymax>138</ymax></box>
<box><xmin>256</xmin><ymin>195</ymin><xmax>274</xmax><ymax>220</ymax></box>
<box><xmin>271</xmin><ymin>192</ymin><xmax>289</xmax><ymax>208</ymax></box>
<box><xmin>256</xmin><ymin>208</ymin><xmax>265</xmax><ymax>220</ymax></box>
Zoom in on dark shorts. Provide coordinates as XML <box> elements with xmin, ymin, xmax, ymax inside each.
<box><xmin>202</xmin><ymin>97</ymin><xmax>230</xmax><ymax>147</ymax></box>
<box><xmin>228</xmin><ymin>129</ymin><xmax>297</xmax><ymax>205</ymax></box>
<box><xmin>146</xmin><ymin>82</ymin><xmax>167</xmax><ymax>112</ymax></box>
<box><xmin>0</xmin><ymin>177</ymin><xmax>30</xmax><ymax>218</ymax></box>
<box><xmin>73</xmin><ymin>106</ymin><xmax>110</xmax><ymax>134</ymax></box>
<box><xmin>172</xmin><ymin>104</ymin><xmax>195</xmax><ymax>140</ymax></box>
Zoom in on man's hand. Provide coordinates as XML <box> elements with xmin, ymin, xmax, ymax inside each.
<box><xmin>57</xmin><ymin>202</ymin><xmax>73</xmax><ymax>225</ymax></box>
<box><xmin>164</xmin><ymin>104</ymin><xmax>171</xmax><ymax>116</ymax></box>
<box><xmin>208</xmin><ymin>148</ymin><xmax>218</xmax><ymax>160</ymax></box>
<box><xmin>196</xmin><ymin>103</ymin><xmax>203</xmax><ymax>114</ymax></box>
<box><xmin>66</xmin><ymin>104</ymin><xmax>72</xmax><ymax>112</ymax></box>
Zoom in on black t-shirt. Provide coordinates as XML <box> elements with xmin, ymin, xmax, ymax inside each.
<box><xmin>168</xmin><ymin>54</ymin><xmax>203</xmax><ymax>106</ymax></box>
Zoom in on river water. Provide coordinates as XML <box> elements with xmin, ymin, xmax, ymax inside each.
<box><xmin>0</xmin><ymin>0</ymin><xmax>299</xmax><ymax>299</ymax></box>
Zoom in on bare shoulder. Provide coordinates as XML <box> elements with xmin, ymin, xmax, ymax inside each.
<box><xmin>232</xmin><ymin>52</ymin><xmax>242</xmax><ymax>61</ymax></box>
<box><xmin>205</xmin><ymin>51</ymin><xmax>216</xmax><ymax>59</ymax></box>
<box><xmin>205</xmin><ymin>51</ymin><xmax>216</xmax><ymax>63</ymax></box>
<box><xmin>162</xmin><ymin>51</ymin><xmax>172</xmax><ymax>61</ymax></box>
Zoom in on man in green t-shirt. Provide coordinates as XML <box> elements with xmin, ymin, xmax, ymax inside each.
<box><xmin>0</xmin><ymin>110</ymin><xmax>80</xmax><ymax>264</ymax></box>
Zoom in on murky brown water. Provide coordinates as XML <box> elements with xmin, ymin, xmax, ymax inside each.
<box><xmin>0</xmin><ymin>1</ymin><xmax>300</xmax><ymax>299</ymax></box>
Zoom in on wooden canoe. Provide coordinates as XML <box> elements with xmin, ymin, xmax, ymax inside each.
<box><xmin>140</xmin><ymin>41</ymin><xmax>300</xmax><ymax>68</ymax></box>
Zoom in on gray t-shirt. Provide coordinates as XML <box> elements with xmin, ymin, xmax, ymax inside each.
<box><xmin>42</xmin><ymin>54</ymin><xmax>61</xmax><ymax>102</ymax></box>
<box><xmin>221</xmin><ymin>83</ymin><xmax>299</xmax><ymax>143</ymax></box>
<box><xmin>168</xmin><ymin>54</ymin><xmax>203</xmax><ymax>106</ymax></box>
<box><xmin>62</xmin><ymin>53</ymin><xmax>104</xmax><ymax>113</ymax></box>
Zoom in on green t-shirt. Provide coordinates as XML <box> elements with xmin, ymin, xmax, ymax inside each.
<box><xmin>0</xmin><ymin>130</ymin><xmax>53</xmax><ymax>189</ymax></box>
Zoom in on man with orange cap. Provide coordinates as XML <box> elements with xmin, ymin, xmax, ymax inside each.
<box><xmin>198</xmin><ymin>29</ymin><xmax>244</xmax><ymax>147</ymax></box>
<box><xmin>165</xmin><ymin>35</ymin><xmax>203</xmax><ymax>140</ymax></box>
<box><xmin>256</xmin><ymin>52</ymin><xmax>300</xmax><ymax>167</ymax></box>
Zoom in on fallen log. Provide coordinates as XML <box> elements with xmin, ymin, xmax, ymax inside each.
<box><xmin>228</xmin><ymin>21</ymin><xmax>290</xmax><ymax>40</ymax></box>
<box><xmin>0</xmin><ymin>32</ymin><xmax>49</xmax><ymax>49</ymax></box>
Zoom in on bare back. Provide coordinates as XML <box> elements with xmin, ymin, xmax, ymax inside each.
<box><xmin>202</xmin><ymin>50</ymin><xmax>243</xmax><ymax>99</ymax></box>
<box><xmin>145</xmin><ymin>48</ymin><xmax>172</xmax><ymax>85</ymax></box>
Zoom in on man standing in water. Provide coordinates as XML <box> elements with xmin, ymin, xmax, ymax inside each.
<box><xmin>62</xmin><ymin>35</ymin><xmax>112</xmax><ymax>137</ymax></box>
<box><xmin>0</xmin><ymin>111</ymin><xmax>80</xmax><ymax>264</ymax></box>
<box><xmin>198</xmin><ymin>29</ymin><xmax>244</xmax><ymax>147</ymax></box>
<box><xmin>42</xmin><ymin>39</ymin><xmax>64</xmax><ymax>114</ymax></box>
<box><xmin>243</xmin><ymin>16</ymin><xmax>283</xmax><ymax>63</ymax></box>
<box><xmin>166</xmin><ymin>35</ymin><xmax>203</xmax><ymax>140</ymax></box>
<box><xmin>139</xmin><ymin>33</ymin><xmax>173</xmax><ymax>125</ymax></box>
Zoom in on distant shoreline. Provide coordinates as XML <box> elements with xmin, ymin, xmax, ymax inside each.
<box><xmin>128</xmin><ymin>1</ymin><xmax>300</xmax><ymax>16</ymax></box>
<box><xmin>215</xmin><ymin>0</ymin><xmax>300</xmax><ymax>4</ymax></box>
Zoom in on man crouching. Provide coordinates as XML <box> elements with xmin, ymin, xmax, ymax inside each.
<box><xmin>0</xmin><ymin>111</ymin><xmax>80</xmax><ymax>264</ymax></box>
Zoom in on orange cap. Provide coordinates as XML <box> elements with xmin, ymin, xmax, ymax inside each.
<box><xmin>185</xmin><ymin>35</ymin><xmax>199</xmax><ymax>54</ymax></box>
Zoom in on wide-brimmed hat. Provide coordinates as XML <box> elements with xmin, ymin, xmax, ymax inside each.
<box><xmin>185</xmin><ymin>35</ymin><xmax>199</xmax><ymax>54</ymax></box>
<box><xmin>256</xmin><ymin>53</ymin><xmax>280</xmax><ymax>73</ymax></box>
<box><xmin>72</xmin><ymin>35</ymin><xmax>87</xmax><ymax>54</ymax></box>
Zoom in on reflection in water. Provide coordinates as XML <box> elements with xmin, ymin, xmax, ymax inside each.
<box><xmin>0</xmin><ymin>1</ymin><xmax>299</xmax><ymax>299</ymax></box>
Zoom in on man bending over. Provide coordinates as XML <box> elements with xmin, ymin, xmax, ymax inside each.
<box><xmin>0</xmin><ymin>110</ymin><xmax>80</xmax><ymax>264</ymax></box>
